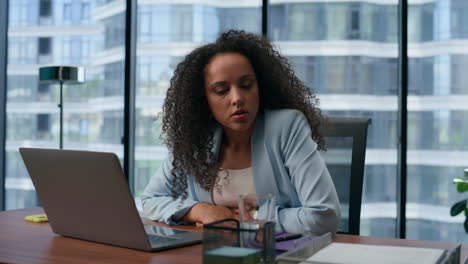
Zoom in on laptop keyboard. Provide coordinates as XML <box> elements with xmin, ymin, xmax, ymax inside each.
<box><xmin>147</xmin><ymin>234</ymin><xmax>180</xmax><ymax>245</ymax></box>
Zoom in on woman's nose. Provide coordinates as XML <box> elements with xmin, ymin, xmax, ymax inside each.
<box><xmin>230</xmin><ymin>87</ymin><xmax>244</xmax><ymax>106</ymax></box>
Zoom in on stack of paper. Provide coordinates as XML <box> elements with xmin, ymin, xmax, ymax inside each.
<box><xmin>303</xmin><ymin>243</ymin><xmax>446</xmax><ymax>264</ymax></box>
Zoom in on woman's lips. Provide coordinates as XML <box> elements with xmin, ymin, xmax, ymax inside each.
<box><xmin>232</xmin><ymin>112</ymin><xmax>248</xmax><ymax>120</ymax></box>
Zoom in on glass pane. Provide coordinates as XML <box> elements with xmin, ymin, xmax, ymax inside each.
<box><xmin>270</xmin><ymin>2</ymin><xmax>398</xmax><ymax>237</ymax></box>
<box><xmin>6</xmin><ymin>0</ymin><xmax>126</xmax><ymax>209</ymax></box>
<box><xmin>407</xmin><ymin>0</ymin><xmax>468</xmax><ymax>243</ymax></box>
<box><xmin>134</xmin><ymin>1</ymin><xmax>262</xmax><ymax>207</ymax></box>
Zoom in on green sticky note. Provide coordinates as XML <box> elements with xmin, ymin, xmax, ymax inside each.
<box><xmin>203</xmin><ymin>246</ymin><xmax>262</xmax><ymax>264</ymax></box>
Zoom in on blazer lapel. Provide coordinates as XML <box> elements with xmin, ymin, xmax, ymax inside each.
<box><xmin>251</xmin><ymin>112</ymin><xmax>280</xmax><ymax>198</ymax></box>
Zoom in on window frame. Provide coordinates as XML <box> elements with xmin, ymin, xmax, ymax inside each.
<box><xmin>0</xmin><ymin>0</ymin><xmax>8</xmax><ymax>210</ymax></box>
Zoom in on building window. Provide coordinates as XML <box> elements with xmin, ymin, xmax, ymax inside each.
<box><xmin>82</xmin><ymin>3</ymin><xmax>91</xmax><ymax>21</ymax></box>
<box><xmin>63</xmin><ymin>3</ymin><xmax>72</xmax><ymax>24</ymax></box>
<box><xmin>79</xmin><ymin>119</ymin><xmax>88</xmax><ymax>136</ymax></box>
<box><xmin>38</xmin><ymin>83</ymin><xmax>49</xmax><ymax>94</ymax></box>
<box><xmin>348</xmin><ymin>5</ymin><xmax>360</xmax><ymax>39</ymax></box>
<box><xmin>104</xmin><ymin>13</ymin><xmax>125</xmax><ymax>49</ymax></box>
<box><xmin>39</xmin><ymin>0</ymin><xmax>52</xmax><ymax>17</ymax></box>
<box><xmin>37</xmin><ymin>114</ymin><xmax>50</xmax><ymax>132</ymax></box>
<box><xmin>38</xmin><ymin>37</ymin><xmax>51</xmax><ymax>55</ymax></box>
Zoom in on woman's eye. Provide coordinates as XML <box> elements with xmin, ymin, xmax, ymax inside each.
<box><xmin>240</xmin><ymin>82</ymin><xmax>252</xmax><ymax>89</ymax></box>
<box><xmin>215</xmin><ymin>89</ymin><xmax>228</xmax><ymax>95</ymax></box>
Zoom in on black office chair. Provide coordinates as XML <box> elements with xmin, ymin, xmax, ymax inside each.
<box><xmin>321</xmin><ymin>117</ymin><xmax>371</xmax><ymax>235</ymax></box>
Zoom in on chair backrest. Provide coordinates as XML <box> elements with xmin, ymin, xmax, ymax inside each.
<box><xmin>321</xmin><ymin>117</ymin><xmax>371</xmax><ymax>235</ymax></box>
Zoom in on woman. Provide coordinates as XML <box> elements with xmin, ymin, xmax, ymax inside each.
<box><xmin>141</xmin><ymin>30</ymin><xmax>340</xmax><ymax>235</ymax></box>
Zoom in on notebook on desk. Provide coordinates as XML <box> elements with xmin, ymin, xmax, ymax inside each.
<box><xmin>19</xmin><ymin>147</ymin><xmax>202</xmax><ymax>252</ymax></box>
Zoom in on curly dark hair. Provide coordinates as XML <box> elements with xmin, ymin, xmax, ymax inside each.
<box><xmin>161</xmin><ymin>30</ymin><xmax>327</xmax><ymax>200</ymax></box>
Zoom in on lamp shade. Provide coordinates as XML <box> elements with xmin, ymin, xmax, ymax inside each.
<box><xmin>39</xmin><ymin>66</ymin><xmax>85</xmax><ymax>84</ymax></box>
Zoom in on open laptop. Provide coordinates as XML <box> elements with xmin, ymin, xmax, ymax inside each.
<box><xmin>19</xmin><ymin>147</ymin><xmax>202</xmax><ymax>252</ymax></box>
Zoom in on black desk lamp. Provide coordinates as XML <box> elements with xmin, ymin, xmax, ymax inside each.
<box><xmin>39</xmin><ymin>66</ymin><xmax>85</xmax><ymax>149</ymax></box>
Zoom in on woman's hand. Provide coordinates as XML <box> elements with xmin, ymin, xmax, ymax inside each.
<box><xmin>182</xmin><ymin>203</ymin><xmax>239</xmax><ymax>226</ymax></box>
<box><xmin>241</xmin><ymin>205</ymin><xmax>260</xmax><ymax>221</ymax></box>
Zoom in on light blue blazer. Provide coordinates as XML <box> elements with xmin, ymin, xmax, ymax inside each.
<box><xmin>141</xmin><ymin>109</ymin><xmax>341</xmax><ymax>235</ymax></box>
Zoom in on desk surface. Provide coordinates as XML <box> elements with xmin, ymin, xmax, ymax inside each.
<box><xmin>0</xmin><ymin>207</ymin><xmax>466</xmax><ymax>264</ymax></box>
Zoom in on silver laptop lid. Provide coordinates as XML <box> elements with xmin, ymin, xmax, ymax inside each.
<box><xmin>19</xmin><ymin>148</ymin><xmax>151</xmax><ymax>251</ymax></box>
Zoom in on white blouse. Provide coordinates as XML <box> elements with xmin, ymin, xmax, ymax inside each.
<box><xmin>212</xmin><ymin>167</ymin><xmax>255</xmax><ymax>208</ymax></box>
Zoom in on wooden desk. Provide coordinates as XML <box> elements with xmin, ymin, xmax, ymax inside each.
<box><xmin>0</xmin><ymin>207</ymin><xmax>466</xmax><ymax>264</ymax></box>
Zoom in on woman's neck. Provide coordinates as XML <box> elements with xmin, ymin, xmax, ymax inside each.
<box><xmin>223</xmin><ymin>124</ymin><xmax>254</xmax><ymax>152</ymax></box>
<box><xmin>219</xmin><ymin>124</ymin><xmax>254</xmax><ymax>170</ymax></box>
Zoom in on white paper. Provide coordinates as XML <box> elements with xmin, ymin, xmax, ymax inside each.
<box><xmin>303</xmin><ymin>243</ymin><xmax>445</xmax><ymax>264</ymax></box>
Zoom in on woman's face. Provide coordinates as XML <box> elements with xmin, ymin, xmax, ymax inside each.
<box><xmin>204</xmin><ymin>52</ymin><xmax>259</xmax><ymax>133</ymax></box>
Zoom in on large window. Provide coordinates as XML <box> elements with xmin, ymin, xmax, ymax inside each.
<box><xmin>271</xmin><ymin>1</ymin><xmax>399</xmax><ymax>239</ymax></box>
<box><xmin>3</xmin><ymin>0</ymin><xmax>468</xmax><ymax>244</ymax></box>
<box><xmin>407</xmin><ymin>0</ymin><xmax>468</xmax><ymax>243</ymax></box>
<box><xmin>5</xmin><ymin>0</ymin><xmax>125</xmax><ymax>210</ymax></box>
